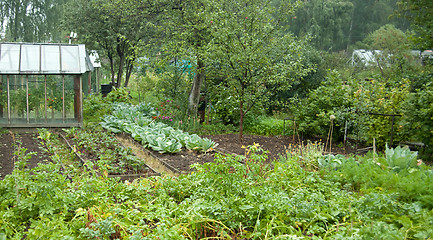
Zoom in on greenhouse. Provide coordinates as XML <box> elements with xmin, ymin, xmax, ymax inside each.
<box><xmin>0</xmin><ymin>43</ymin><xmax>95</xmax><ymax>127</ymax></box>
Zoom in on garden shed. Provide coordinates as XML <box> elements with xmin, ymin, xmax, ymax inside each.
<box><xmin>0</xmin><ymin>43</ymin><xmax>93</xmax><ymax>127</ymax></box>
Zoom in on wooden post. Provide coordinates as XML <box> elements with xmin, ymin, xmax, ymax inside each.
<box><xmin>74</xmin><ymin>75</ymin><xmax>82</xmax><ymax>123</ymax></box>
<box><xmin>0</xmin><ymin>76</ymin><xmax>3</xmax><ymax>118</ymax></box>
<box><xmin>88</xmin><ymin>72</ymin><xmax>92</xmax><ymax>95</ymax></box>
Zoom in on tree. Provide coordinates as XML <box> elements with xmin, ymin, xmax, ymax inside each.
<box><xmin>0</xmin><ymin>0</ymin><xmax>67</xmax><ymax>42</ymax></box>
<box><xmin>205</xmin><ymin>0</ymin><xmax>314</xmax><ymax>140</ymax></box>
<box><xmin>158</xmin><ymin>0</ymin><xmax>213</xmax><ymax>114</ymax></box>
<box><xmin>62</xmin><ymin>0</ymin><xmax>158</xmax><ymax>88</ymax></box>
<box><xmin>397</xmin><ymin>0</ymin><xmax>433</xmax><ymax>50</ymax></box>
<box><xmin>363</xmin><ymin>24</ymin><xmax>412</xmax><ymax>77</ymax></box>
<box><xmin>290</xmin><ymin>0</ymin><xmax>354</xmax><ymax>51</ymax></box>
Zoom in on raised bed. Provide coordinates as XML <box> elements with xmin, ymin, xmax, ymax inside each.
<box><xmin>59</xmin><ymin>130</ymin><xmax>159</xmax><ymax>181</ymax></box>
<box><xmin>116</xmin><ymin>133</ymin><xmax>218</xmax><ymax>174</ymax></box>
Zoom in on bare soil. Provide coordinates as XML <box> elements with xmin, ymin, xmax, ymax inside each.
<box><xmin>1</xmin><ymin>130</ymin><xmax>358</xmax><ymax>179</ymax></box>
<box><xmin>148</xmin><ymin>134</ymin><xmax>358</xmax><ymax>173</ymax></box>
<box><xmin>0</xmin><ymin>131</ymin><xmax>50</xmax><ymax>179</ymax></box>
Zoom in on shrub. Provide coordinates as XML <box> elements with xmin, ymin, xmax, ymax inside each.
<box><xmin>244</xmin><ymin>115</ymin><xmax>286</xmax><ymax>136</ymax></box>
<box><xmin>291</xmin><ymin>70</ymin><xmax>354</xmax><ymax>140</ymax></box>
<box><xmin>401</xmin><ymin>83</ymin><xmax>433</xmax><ymax>158</ymax></box>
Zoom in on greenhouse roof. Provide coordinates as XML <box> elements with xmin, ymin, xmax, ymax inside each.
<box><xmin>0</xmin><ymin>43</ymin><xmax>90</xmax><ymax>74</ymax></box>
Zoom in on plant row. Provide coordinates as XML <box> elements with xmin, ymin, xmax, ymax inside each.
<box><xmin>61</xmin><ymin>127</ymin><xmax>149</xmax><ymax>175</ymax></box>
<box><xmin>100</xmin><ymin>103</ymin><xmax>217</xmax><ymax>154</ymax></box>
<box><xmin>1</xmin><ymin>134</ymin><xmax>432</xmax><ymax>239</ymax></box>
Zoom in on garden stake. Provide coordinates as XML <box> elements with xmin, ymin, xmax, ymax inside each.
<box><xmin>344</xmin><ymin>120</ymin><xmax>348</xmax><ymax>154</ymax></box>
<box><xmin>325</xmin><ymin>115</ymin><xmax>335</xmax><ymax>153</ymax></box>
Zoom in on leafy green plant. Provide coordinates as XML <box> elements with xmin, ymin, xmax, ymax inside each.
<box><xmin>148</xmin><ymin>136</ymin><xmax>182</xmax><ymax>154</ymax></box>
<box><xmin>101</xmin><ymin>102</ymin><xmax>217</xmax><ymax>153</ymax></box>
<box><xmin>62</xmin><ymin>128</ymin><xmax>148</xmax><ymax>174</ymax></box>
<box><xmin>318</xmin><ymin>154</ymin><xmax>348</xmax><ymax>169</ymax></box>
<box><xmin>244</xmin><ymin>115</ymin><xmax>286</xmax><ymax>136</ymax></box>
<box><xmin>385</xmin><ymin>144</ymin><xmax>418</xmax><ymax>171</ymax></box>
<box><xmin>284</xmin><ymin>140</ymin><xmax>324</xmax><ymax>171</ymax></box>
<box><xmin>401</xmin><ymin>83</ymin><xmax>433</xmax><ymax>158</ymax></box>
<box><xmin>185</xmin><ymin>134</ymin><xmax>218</xmax><ymax>153</ymax></box>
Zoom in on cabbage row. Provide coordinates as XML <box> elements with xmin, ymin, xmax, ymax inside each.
<box><xmin>100</xmin><ymin>103</ymin><xmax>217</xmax><ymax>153</ymax></box>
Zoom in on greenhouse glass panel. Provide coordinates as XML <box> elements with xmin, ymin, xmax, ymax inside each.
<box><xmin>61</xmin><ymin>46</ymin><xmax>80</xmax><ymax>73</ymax></box>
<box><xmin>64</xmin><ymin>75</ymin><xmax>75</xmax><ymax>122</ymax></box>
<box><xmin>21</xmin><ymin>45</ymin><xmax>40</xmax><ymax>72</ymax></box>
<box><xmin>0</xmin><ymin>44</ymin><xmax>20</xmax><ymax>73</ymax></box>
<box><xmin>46</xmin><ymin>75</ymin><xmax>64</xmax><ymax>122</ymax></box>
<box><xmin>8</xmin><ymin>75</ymin><xmax>26</xmax><ymax>124</ymax></box>
<box><xmin>28</xmin><ymin>76</ymin><xmax>45</xmax><ymax>123</ymax></box>
<box><xmin>41</xmin><ymin>45</ymin><xmax>60</xmax><ymax>73</ymax></box>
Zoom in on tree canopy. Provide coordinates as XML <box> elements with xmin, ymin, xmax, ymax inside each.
<box><xmin>397</xmin><ymin>0</ymin><xmax>433</xmax><ymax>50</ymax></box>
<box><xmin>61</xmin><ymin>0</ymin><xmax>159</xmax><ymax>88</ymax></box>
<box><xmin>0</xmin><ymin>0</ymin><xmax>67</xmax><ymax>42</ymax></box>
<box><xmin>205</xmin><ymin>0</ymin><xmax>313</xmax><ymax>139</ymax></box>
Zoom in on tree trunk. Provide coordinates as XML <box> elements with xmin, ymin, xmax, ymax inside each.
<box><xmin>188</xmin><ymin>58</ymin><xmax>205</xmax><ymax>115</ymax></box>
<box><xmin>109</xmin><ymin>53</ymin><xmax>116</xmax><ymax>86</ymax></box>
<box><xmin>124</xmin><ymin>58</ymin><xmax>134</xmax><ymax>88</ymax></box>
<box><xmin>116</xmin><ymin>43</ymin><xmax>125</xmax><ymax>88</ymax></box>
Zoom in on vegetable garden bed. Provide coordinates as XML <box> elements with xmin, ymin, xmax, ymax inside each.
<box><xmin>116</xmin><ymin>132</ymin><xmax>217</xmax><ymax>174</ymax></box>
<box><xmin>0</xmin><ymin>131</ymin><xmax>50</xmax><ymax>179</ymax></box>
<box><xmin>59</xmin><ymin>128</ymin><xmax>159</xmax><ymax>180</ymax></box>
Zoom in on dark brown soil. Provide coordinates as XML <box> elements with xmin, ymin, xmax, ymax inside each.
<box><xmin>150</xmin><ymin>134</ymin><xmax>358</xmax><ymax>173</ymax></box>
<box><xmin>59</xmin><ymin>133</ymin><xmax>157</xmax><ymax>177</ymax></box>
<box><xmin>1</xmin><ymin>129</ymin><xmax>358</xmax><ymax>179</ymax></box>
<box><xmin>0</xmin><ymin>132</ymin><xmax>50</xmax><ymax>179</ymax></box>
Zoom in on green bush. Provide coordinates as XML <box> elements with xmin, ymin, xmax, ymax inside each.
<box><xmin>292</xmin><ymin>70</ymin><xmax>411</xmax><ymax>148</ymax></box>
<box><xmin>244</xmin><ymin>115</ymin><xmax>286</xmax><ymax>136</ymax></box>
<box><xmin>401</xmin><ymin>83</ymin><xmax>433</xmax><ymax>158</ymax></box>
<box><xmin>291</xmin><ymin>70</ymin><xmax>354</xmax><ymax>140</ymax></box>
<box><xmin>83</xmin><ymin>87</ymin><xmax>133</xmax><ymax>126</ymax></box>
<box><xmin>321</xmin><ymin>147</ymin><xmax>433</xmax><ymax>209</ymax></box>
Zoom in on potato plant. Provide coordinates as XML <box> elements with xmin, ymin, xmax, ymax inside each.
<box><xmin>0</xmin><ymin>131</ymin><xmax>432</xmax><ymax>239</ymax></box>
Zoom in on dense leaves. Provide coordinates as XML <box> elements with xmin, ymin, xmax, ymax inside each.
<box><xmin>1</xmin><ymin>131</ymin><xmax>432</xmax><ymax>239</ymax></box>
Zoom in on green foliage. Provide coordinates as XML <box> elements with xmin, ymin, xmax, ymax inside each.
<box><xmin>290</xmin><ymin>0</ymin><xmax>354</xmax><ymax>51</ymax></box>
<box><xmin>285</xmin><ymin>140</ymin><xmax>325</xmax><ymax>171</ymax></box>
<box><xmin>364</xmin><ymin>24</ymin><xmax>410</xmax><ymax>53</ymax></box>
<box><xmin>401</xmin><ymin>83</ymin><xmax>433</xmax><ymax>157</ymax></box>
<box><xmin>321</xmin><ymin>147</ymin><xmax>433</xmax><ymax>209</ymax></box>
<box><xmin>292</xmin><ymin>70</ymin><xmax>354</xmax><ymax>140</ymax></box>
<box><xmin>63</xmin><ymin>127</ymin><xmax>148</xmax><ymax>174</ymax></box>
<box><xmin>244</xmin><ymin>115</ymin><xmax>286</xmax><ymax>136</ymax></box>
<box><xmin>104</xmin><ymin>87</ymin><xmax>132</xmax><ymax>105</ymax></box>
<box><xmin>185</xmin><ymin>134</ymin><xmax>217</xmax><ymax>153</ymax></box>
<box><xmin>204</xmin><ymin>0</ymin><xmax>313</xmax><ymax>138</ymax></box>
<box><xmin>1</xmin><ymin>136</ymin><xmax>433</xmax><ymax>238</ymax></box>
<box><xmin>292</xmin><ymin>69</ymin><xmax>411</xmax><ymax>148</ymax></box>
<box><xmin>0</xmin><ymin>0</ymin><xmax>67</xmax><ymax>42</ymax></box>
<box><xmin>83</xmin><ymin>93</ymin><xmax>111</xmax><ymax>125</ymax></box>
<box><xmin>83</xmin><ymin>88</ymin><xmax>134</xmax><ymax>126</ymax></box>
<box><xmin>385</xmin><ymin>145</ymin><xmax>418</xmax><ymax>171</ymax></box>
<box><xmin>397</xmin><ymin>0</ymin><xmax>433</xmax><ymax>50</ymax></box>
<box><xmin>100</xmin><ymin>102</ymin><xmax>217</xmax><ymax>153</ymax></box>
<box><xmin>61</xmin><ymin>0</ymin><xmax>158</xmax><ymax>88</ymax></box>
